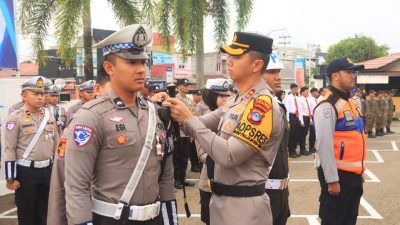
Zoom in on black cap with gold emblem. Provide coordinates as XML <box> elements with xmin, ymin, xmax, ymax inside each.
<box><xmin>220</xmin><ymin>32</ymin><xmax>273</xmax><ymax>56</ymax></box>
<box><xmin>21</xmin><ymin>76</ymin><xmax>46</xmax><ymax>93</ymax></box>
<box><xmin>94</xmin><ymin>24</ymin><xmax>152</xmax><ymax>60</ymax></box>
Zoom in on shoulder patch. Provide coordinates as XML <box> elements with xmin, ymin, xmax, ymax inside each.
<box><xmin>232</xmin><ymin>95</ymin><xmax>273</xmax><ymax>151</ymax></box>
<box><xmin>73</xmin><ymin>124</ymin><xmax>93</xmax><ymax>147</ymax></box>
<box><xmin>6</xmin><ymin>121</ymin><xmax>16</xmax><ymax>131</ymax></box>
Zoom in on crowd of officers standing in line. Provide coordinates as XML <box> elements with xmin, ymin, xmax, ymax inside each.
<box><xmin>363</xmin><ymin>89</ymin><xmax>396</xmax><ymax>138</ymax></box>
<box><xmin>0</xmin><ymin>23</ymin><xmax>397</xmax><ymax>225</ymax></box>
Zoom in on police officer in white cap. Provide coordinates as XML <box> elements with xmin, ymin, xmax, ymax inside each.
<box><xmin>64</xmin><ymin>24</ymin><xmax>177</xmax><ymax>225</ymax></box>
<box><xmin>65</xmin><ymin>80</ymin><xmax>95</xmax><ymax>126</ymax></box>
<box><xmin>3</xmin><ymin>76</ymin><xmax>59</xmax><ymax>225</ymax></box>
<box><xmin>47</xmin><ymin>85</ymin><xmax>67</xmax><ymax>134</ymax></box>
<box><xmin>262</xmin><ymin>53</ymin><xmax>291</xmax><ymax>225</ymax></box>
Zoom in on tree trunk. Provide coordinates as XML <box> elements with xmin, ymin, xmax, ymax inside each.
<box><xmin>83</xmin><ymin>0</ymin><xmax>93</xmax><ymax>81</ymax></box>
<box><xmin>195</xmin><ymin>21</ymin><xmax>205</xmax><ymax>88</ymax></box>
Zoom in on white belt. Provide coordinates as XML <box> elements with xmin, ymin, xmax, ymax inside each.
<box><xmin>265</xmin><ymin>178</ymin><xmax>289</xmax><ymax>190</ymax></box>
<box><xmin>16</xmin><ymin>158</ymin><xmax>52</xmax><ymax>168</ymax></box>
<box><xmin>92</xmin><ymin>198</ymin><xmax>160</xmax><ymax>221</ymax></box>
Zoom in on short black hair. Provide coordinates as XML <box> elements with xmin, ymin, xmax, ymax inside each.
<box><xmin>310</xmin><ymin>87</ymin><xmax>318</xmax><ymax>93</ymax></box>
<box><xmin>300</xmin><ymin>86</ymin><xmax>309</xmax><ymax>93</ymax></box>
<box><xmin>318</xmin><ymin>87</ymin><xmax>326</xmax><ymax>94</ymax></box>
<box><xmin>96</xmin><ymin>74</ymin><xmax>110</xmax><ymax>87</ymax></box>
<box><xmin>290</xmin><ymin>83</ymin><xmax>298</xmax><ymax>89</ymax></box>
<box><xmin>248</xmin><ymin>51</ymin><xmax>269</xmax><ymax>72</ymax></box>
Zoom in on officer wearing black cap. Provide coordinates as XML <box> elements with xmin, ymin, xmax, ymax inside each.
<box><xmin>173</xmin><ymin>78</ymin><xmax>196</xmax><ymax>188</ymax></box>
<box><xmin>64</xmin><ymin>24</ymin><xmax>176</xmax><ymax>225</ymax></box>
<box><xmin>314</xmin><ymin>56</ymin><xmax>366</xmax><ymax>225</ymax></box>
<box><xmin>168</xmin><ymin>31</ymin><xmax>284</xmax><ymax>225</ymax></box>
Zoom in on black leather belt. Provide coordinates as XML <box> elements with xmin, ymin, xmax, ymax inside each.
<box><xmin>210</xmin><ymin>181</ymin><xmax>265</xmax><ymax>197</ymax></box>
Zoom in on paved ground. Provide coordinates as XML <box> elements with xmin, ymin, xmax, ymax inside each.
<box><xmin>1</xmin><ymin>120</ymin><xmax>399</xmax><ymax>225</ymax></box>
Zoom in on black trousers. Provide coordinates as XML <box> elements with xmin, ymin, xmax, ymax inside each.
<box><xmin>265</xmin><ymin>189</ymin><xmax>290</xmax><ymax>225</ymax></box>
<box><xmin>309</xmin><ymin>124</ymin><xmax>316</xmax><ymax>151</ymax></box>
<box><xmin>288</xmin><ymin>113</ymin><xmax>301</xmax><ymax>154</ymax></box>
<box><xmin>318</xmin><ymin>168</ymin><xmax>363</xmax><ymax>225</ymax></box>
<box><xmin>93</xmin><ymin>212</ymin><xmax>162</xmax><ymax>225</ymax></box>
<box><xmin>173</xmin><ymin>137</ymin><xmax>190</xmax><ymax>181</ymax></box>
<box><xmin>189</xmin><ymin>139</ymin><xmax>200</xmax><ymax>167</ymax></box>
<box><xmin>199</xmin><ymin>190</ymin><xmax>212</xmax><ymax>225</ymax></box>
<box><xmin>300</xmin><ymin>116</ymin><xmax>310</xmax><ymax>152</ymax></box>
<box><xmin>15</xmin><ymin>165</ymin><xmax>52</xmax><ymax>225</ymax></box>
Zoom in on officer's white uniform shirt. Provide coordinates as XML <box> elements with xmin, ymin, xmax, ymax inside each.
<box><xmin>298</xmin><ymin>95</ymin><xmax>312</xmax><ymax>125</ymax></box>
<box><xmin>309</xmin><ymin>96</ymin><xmax>318</xmax><ymax>113</ymax></box>
<box><xmin>317</xmin><ymin>95</ymin><xmax>324</xmax><ymax>103</ymax></box>
<box><xmin>284</xmin><ymin>93</ymin><xmax>299</xmax><ymax>120</ymax></box>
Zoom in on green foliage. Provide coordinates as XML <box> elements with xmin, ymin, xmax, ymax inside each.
<box><xmin>326</xmin><ymin>35</ymin><xmax>389</xmax><ymax>63</ymax></box>
<box><xmin>18</xmin><ymin>0</ymin><xmax>151</xmax><ymax>69</ymax></box>
<box><xmin>156</xmin><ymin>0</ymin><xmax>172</xmax><ymax>50</ymax></box>
<box><xmin>18</xmin><ymin>0</ymin><xmax>56</xmax><ymax>66</ymax></box>
<box><xmin>210</xmin><ymin>0</ymin><xmax>229</xmax><ymax>49</ymax></box>
<box><xmin>234</xmin><ymin>0</ymin><xmax>253</xmax><ymax>31</ymax></box>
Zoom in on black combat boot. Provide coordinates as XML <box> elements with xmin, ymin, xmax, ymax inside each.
<box><xmin>387</xmin><ymin>128</ymin><xmax>395</xmax><ymax>134</ymax></box>
<box><xmin>368</xmin><ymin>131</ymin><xmax>376</xmax><ymax>138</ymax></box>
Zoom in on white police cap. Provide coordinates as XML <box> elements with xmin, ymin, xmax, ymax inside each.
<box><xmin>205</xmin><ymin>78</ymin><xmax>231</xmax><ymax>96</ymax></box>
<box><xmin>94</xmin><ymin>24</ymin><xmax>152</xmax><ymax>60</ymax></box>
<box><xmin>48</xmin><ymin>85</ymin><xmax>60</xmax><ymax>95</ymax></box>
<box><xmin>79</xmin><ymin>80</ymin><xmax>95</xmax><ymax>92</ymax></box>
<box><xmin>21</xmin><ymin>76</ymin><xmax>46</xmax><ymax>92</ymax></box>
<box><xmin>266</xmin><ymin>53</ymin><xmax>284</xmax><ymax>70</ymax></box>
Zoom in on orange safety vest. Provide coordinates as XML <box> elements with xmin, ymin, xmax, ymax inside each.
<box><xmin>321</xmin><ymin>90</ymin><xmax>366</xmax><ymax>174</ymax></box>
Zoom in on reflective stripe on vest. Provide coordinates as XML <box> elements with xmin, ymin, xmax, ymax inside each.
<box><xmin>325</xmin><ymin>91</ymin><xmax>366</xmax><ymax>174</ymax></box>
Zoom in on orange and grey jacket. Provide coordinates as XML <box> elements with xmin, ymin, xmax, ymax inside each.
<box><xmin>314</xmin><ymin>87</ymin><xmax>366</xmax><ymax>183</ymax></box>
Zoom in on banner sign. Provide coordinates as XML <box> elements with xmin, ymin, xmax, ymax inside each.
<box><xmin>0</xmin><ymin>0</ymin><xmax>18</xmax><ymax>69</ymax></box>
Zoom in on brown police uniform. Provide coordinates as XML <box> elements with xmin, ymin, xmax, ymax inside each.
<box><xmin>382</xmin><ymin>96</ymin><xmax>389</xmax><ymax>134</ymax></box>
<box><xmin>8</xmin><ymin>101</ymin><xmax>24</xmax><ymax>114</ymax></box>
<box><xmin>47</xmin><ymin>127</ymin><xmax>69</xmax><ymax>225</ymax></box>
<box><xmin>387</xmin><ymin>95</ymin><xmax>395</xmax><ymax>132</ymax></box>
<box><xmin>65</xmin><ymin>102</ymin><xmax>82</xmax><ymax>126</ymax></box>
<box><xmin>64</xmin><ymin>89</ymin><xmax>176</xmax><ymax>225</ymax></box>
<box><xmin>184</xmin><ymin>81</ymin><xmax>284</xmax><ymax>225</ymax></box>
<box><xmin>365</xmin><ymin>96</ymin><xmax>377</xmax><ymax>135</ymax></box>
<box><xmin>4</xmin><ymin>103</ymin><xmax>59</xmax><ymax>225</ymax></box>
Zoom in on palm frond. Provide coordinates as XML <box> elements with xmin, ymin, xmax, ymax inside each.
<box><xmin>108</xmin><ymin>0</ymin><xmax>141</xmax><ymax>26</ymax></box>
<box><xmin>18</xmin><ymin>0</ymin><xmax>56</xmax><ymax>65</ymax></box>
<box><xmin>234</xmin><ymin>0</ymin><xmax>253</xmax><ymax>31</ymax></box>
<box><xmin>210</xmin><ymin>0</ymin><xmax>229</xmax><ymax>49</ymax></box>
<box><xmin>141</xmin><ymin>0</ymin><xmax>156</xmax><ymax>27</ymax></box>
<box><xmin>155</xmin><ymin>0</ymin><xmax>172</xmax><ymax>50</ymax></box>
<box><xmin>172</xmin><ymin>0</ymin><xmax>189</xmax><ymax>54</ymax></box>
<box><xmin>54</xmin><ymin>0</ymin><xmax>83</xmax><ymax>66</ymax></box>
<box><xmin>188</xmin><ymin>0</ymin><xmax>205</xmax><ymax>53</ymax></box>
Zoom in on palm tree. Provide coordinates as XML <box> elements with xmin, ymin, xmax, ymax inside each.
<box><xmin>157</xmin><ymin>0</ymin><xmax>253</xmax><ymax>87</ymax></box>
<box><xmin>18</xmin><ymin>0</ymin><xmax>154</xmax><ymax>80</ymax></box>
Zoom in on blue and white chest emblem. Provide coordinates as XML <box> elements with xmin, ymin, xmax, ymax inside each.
<box><xmin>74</xmin><ymin>124</ymin><xmax>93</xmax><ymax>147</ymax></box>
<box><xmin>251</xmin><ymin>112</ymin><xmax>261</xmax><ymax>123</ymax></box>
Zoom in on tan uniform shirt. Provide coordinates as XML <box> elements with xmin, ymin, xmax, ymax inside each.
<box><xmin>65</xmin><ymin>102</ymin><xmax>82</xmax><ymax>126</ymax></box>
<box><xmin>184</xmin><ymin>81</ymin><xmax>284</xmax><ymax>225</ymax></box>
<box><xmin>388</xmin><ymin>96</ymin><xmax>394</xmax><ymax>120</ymax></box>
<box><xmin>177</xmin><ymin>94</ymin><xmax>194</xmax><ymax>137</ymax></box>
<box><xmin>8</xmin><ymin>101</ymin><xmax>24</xmax><ymax>114</ymax></box>
<box><xmin>64</xmin><ymin>89</ymin><xmax>175</xmax><ymax>224</ymax></box>
<box><xmin>4</xmin><ymin>106</ymin><xmax>59</xmax><ymax>162</ymax></box>
<box><xmin>194</xmin><ymin>102</ymin><xmax>212</xmax><ymax>192</ymax></box>
<box><xmin>47</xmin><ymin>128</ymin><xmax>69</xmax><ymax>225</ymax></box>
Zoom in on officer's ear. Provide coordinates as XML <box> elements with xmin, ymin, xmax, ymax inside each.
<box><xmin>103</xmin><ymin>61</ymin><xmax>115</xmax><ymax>77</ymax></box>
<box><xmin>252</xmin><ymin>59</ymin><xmax>264</xmax><ymax>74</ymax></box>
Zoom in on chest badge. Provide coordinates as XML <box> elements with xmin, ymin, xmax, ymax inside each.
<box><xmin>109</xmin><ymin>115</ymin><xmax>125</xmax><ymax>123</ymax></box>
<box><xmin>117</xmin><ymin>134</ymin><xmax>126</xmax><ymax>145</ymax></box>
